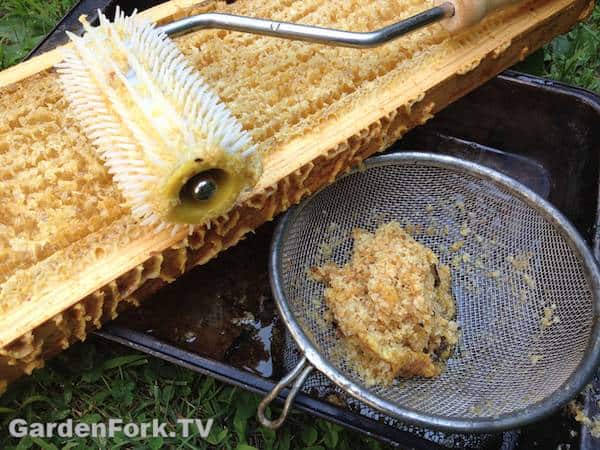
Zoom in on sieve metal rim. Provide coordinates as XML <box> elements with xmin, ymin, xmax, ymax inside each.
<box><xmin>267</xmin><ymin>152</ymin><xmax>600</xmax><ymax>433</ymax></box>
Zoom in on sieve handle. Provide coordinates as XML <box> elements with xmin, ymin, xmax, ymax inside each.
<box><xmin>257</xmin><ymin>357</ymin><xmax>313</xmax><ymax>429</ymax></box>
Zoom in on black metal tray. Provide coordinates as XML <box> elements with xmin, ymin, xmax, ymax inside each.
<box><xmin>30</xmin><ymin>2</ymin><xmax>600</xmax><ymax>448</ymax></box>
<box><xmin>97</xmin><ymin>72</ymin><xmax>600</xmax><ymax>450</ymax></box>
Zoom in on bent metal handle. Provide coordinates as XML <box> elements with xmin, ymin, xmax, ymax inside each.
<box><xmin>159</xmin><ymin>4</ymin><xmax>454</xmax><ymax>47</ymax></box>
<box><xmin>257</xmin><ymin>357</ymin><xmax>313</xmax><ymax>429</ymax></box>
<box><xmin>159</xmin><ymin>0</ymin><xmax>522</xmax><ymax>47</ymax></box>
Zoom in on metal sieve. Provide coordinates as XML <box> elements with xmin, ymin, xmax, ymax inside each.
<box><xmin>257</xmin><ymin>152</ymin><xmax>600</xmax><ymax>433</ymax></box>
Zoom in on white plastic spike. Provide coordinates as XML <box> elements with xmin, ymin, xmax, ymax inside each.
<box><xmin>56</xmin><ymin>8</ymin><xmax>261</xmax><ymax>232</ymax></box>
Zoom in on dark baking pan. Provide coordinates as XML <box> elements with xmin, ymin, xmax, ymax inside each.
<box><xmin>98</xmin><ymin>72</ymin><xmax>600</xmax><ymax>449</ymax></box>
<box><xmin>28</xmin><ymin>1</ymin><xmax>600</xmax><ymax>448</ymax></box>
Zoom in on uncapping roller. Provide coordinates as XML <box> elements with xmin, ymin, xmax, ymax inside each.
<box><xmin>57</xmin><ymin>0</ymin><xmax>521</xmax><ymax>231</ymax></box>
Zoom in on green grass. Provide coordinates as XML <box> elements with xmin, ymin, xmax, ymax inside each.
<box><xmin>0</xmin><ymin>0</ymin><xmax>77</xmax><ymax>68</ymax></box>
<box><xmin>515</xmin><ymin>4</ymin><xmax>600</xmax><ymax>92</ymax></box>
<box><xmin>1</xmin><ymin>341</ymin><xmax>385</xmax><ymax>449</ymax></box>
<box><xmin>1</xmin><ymin>1</ymin><xmax>600</xmax><ymax>449</ymax></box>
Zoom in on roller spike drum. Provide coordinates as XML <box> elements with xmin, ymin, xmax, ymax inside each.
<box><xmin>56</xmin><ymin>8</ymin><xmax>262</xmax><ymax>234</ymax></box>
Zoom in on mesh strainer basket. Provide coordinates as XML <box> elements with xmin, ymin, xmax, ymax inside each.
<box><xmin>257</xmin><ymin>152</ymin><xmax>600</xmax><ymax>433</ymax></box>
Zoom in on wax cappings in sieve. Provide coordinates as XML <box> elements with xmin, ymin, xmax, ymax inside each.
<box><xmin>257</xmin><ymin>152</ymin><xmax>600</xmax><ymax>432</ymax></box>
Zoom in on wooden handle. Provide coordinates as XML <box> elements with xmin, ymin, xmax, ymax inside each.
<box><xmin>439</xmin><ymin>0</ymin><xmax>521</xmax><ymax>32</ymax></box>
